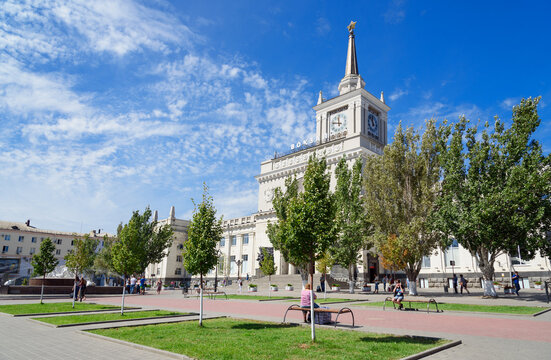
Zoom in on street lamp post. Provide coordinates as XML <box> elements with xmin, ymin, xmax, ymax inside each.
<box><xmin>236</xmin><ymin>260</ymin><xmax>242</xmax><ymax>280</ymax></box>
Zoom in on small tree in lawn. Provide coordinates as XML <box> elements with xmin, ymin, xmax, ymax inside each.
<box><xmin>259</xmin><ymin>248</ymin><xmax>277</xmax><ymax>297</ymax></box>
<box><xmin>316</xmin><ymin>250</ymin><xmax>333</xmax><ymax>299</ymax></box>
<box><xmin>332</xmin><ymin>157</ymin><xmax>371</xmax><ymax>294</ymax></box>
<box><xmin>93</xmin><ymin>235</ymin><xmax>117</xmax><ymax>283</ymax></box>
<box><xmin>112</xmin><ymin>207</ymin><xmax>174</xmax><ymax>314</ymax></box>
<box><xmin>31</xmin><ymin>238</ymin><xmax>58</xmax><ymax>304</ymax></box>
<box><xmin>183</xmin><ymin>184</ymin><xmax>223</xmax><ymax>326</ymax></box>
<box><xmin>65</xmin><ymin>234</ymin><xmax>99</xmax><ymax>308</ymax></box>
<box><xmin>270</xmin><ymin>155</ymin><xmax>335</xmax><ymax>341</ymax></box>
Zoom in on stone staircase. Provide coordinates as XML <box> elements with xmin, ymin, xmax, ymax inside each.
<box><xmin>206</xmin><ymin>273</ymin><xmax>356</xmax><ymax>291</ymax></box>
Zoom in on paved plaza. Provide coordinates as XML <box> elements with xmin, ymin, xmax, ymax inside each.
<box><xmin>0</xmin><ymin>287</ymin><xmax>550</xmax><ymax>359</ymax></box>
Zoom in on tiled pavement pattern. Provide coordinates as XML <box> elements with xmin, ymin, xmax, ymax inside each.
<box><xmin>1</xmin><ymin>287</ymin><xmax>550</xmax><ymax>359</ymax></box>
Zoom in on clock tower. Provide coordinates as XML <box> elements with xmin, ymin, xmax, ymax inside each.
<box><xmin>314</xmin><ymin>21</ymin><xmax>389</xmax><ymax>149</ymax></box>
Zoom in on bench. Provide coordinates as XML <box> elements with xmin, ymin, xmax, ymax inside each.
<box><xmin>193</xmin><ymin>291</ymin><xmax>227</xmax><ymax>300</ymax></box>
<box><xmin>384</xmin><ymin>297</ymin><xmax>441</xmax><ymax>313</ymax></box>
<box><xmin>283</xmin><ymin>304</ymin><xmax>355</xmax><ymax>327</ymax></box>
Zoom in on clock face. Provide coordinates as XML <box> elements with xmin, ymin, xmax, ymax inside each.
<box><xmin>330</xmin><ymin>111</ymin><xmax>347</xmax><ymax>134</ymax></box>
<box><xmin>368</xmin><ymin>111</ymin><xmax>378</xmax><ymax>135</ymax></box>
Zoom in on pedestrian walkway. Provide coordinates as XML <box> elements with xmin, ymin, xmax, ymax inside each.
<box><xmin>1</xmin><ymin>290</ymin><xmax>550</xmax><ymax>359</ymax></box>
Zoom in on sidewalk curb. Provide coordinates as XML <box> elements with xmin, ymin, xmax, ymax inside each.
<box><xmin>80</xmin><ymin>330</ymin><xmax>190</xmax><ymax>359</ymax></box>
<box><xmin>533</xmin><ymin>308</ymin><xmax>551</xmax><ymax>317</ymax></box>
<box><xmin>14</xmin><ymin>307</ymin><xmax>141</xmax><ymax>317</ymax></box>
<box><xmin>55</xmin><ymin>313</ymin><xmax>196</xmax><ymax>327</ymax></box>
<box><xmin>401</xmin><ymin>339</ymin><xmax>462</xmax><ymax>360</ymax></box>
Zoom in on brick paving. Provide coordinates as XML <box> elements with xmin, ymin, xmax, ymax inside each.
<box><xmin>1</xmin><ymin>288</ymin><xmax>550</xmax><ymax>359</ymax></box>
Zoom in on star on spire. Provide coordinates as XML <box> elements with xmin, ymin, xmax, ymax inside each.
<box><xmin>347</xmin><ymin>21</ymin><xmax>357</xmax><ymax>33</ymax></box>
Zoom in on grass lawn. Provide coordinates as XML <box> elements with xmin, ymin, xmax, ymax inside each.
<box><xmin>0</xmin><ymin>302</ymin><xmax>120</xmax><ymax>315</ymax></box>
<box><xmin>357</xmin><ymin>301</ymin><xmax>546</xmax><ymax>315</ymax></box>
<box><xmin>33</xmin><ymin>310</ymin><xmax>187</xmax><ymax>326</ymax></box>
<box><xmin>211</xmin><ymin>294</ymin><xmax>298</xmax><ymax>301</ymax></box>
<box><xmin>90</xmin><ymin>318</ymin><xmax>447</xmax><ymax>360</ymax></box>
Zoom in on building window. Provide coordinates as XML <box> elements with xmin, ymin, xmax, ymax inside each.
<box><xmin>231</xmin><ymin>235</ymin><xmax>236</xmax><ymax>246</ymax></box>
<box><xmin>175</xmin><ymin>268</ymin><xmax>182</xmax><ymax>275</ymax></box>
<box><xmin>16</xmin><ymin>247</ymin><xmax>23</xmax><ymax>254</ymax></box>
<box><xmin>30</xmin><ymin>247</ymin><xmax>36</xmax><ymax>255</ymax></box>
<box><xmin>40</xmin><ymin>237</ymin><xmax>44</xmax><ymax>242</ymax></box>
<box><xmin>71</xmin><ymin>240</ymin><xmax>74</xmax><ymax>246</ymax></box>
<box><xmin>243</xmin><ymin>234</ymin><xmax>249</xmax><ymax>245</ymax></box>
<box><xmin>422</xmin><ymin>256</ymin><xmax>431</xmax><ymax>268</ymax></box>
<box><xmin>56</xmin><ymin>239</ymin><xmax>62</xmax><ymax>245</ymax></box>
<box><xmin>242</xmin><ymin>254</ymin><xmax>248</xmax><ymax>261</ymax></box>
<box><xmin>31</xmin><ymin>237</ymin><xmax>37</xmax><ymax>243</ymax></box>
<box><xmin>157</xmin><ymin>267</ymin><xmax>161</xmax><ymax>274</ymax></box>
<box><xmin>444</xmin><ymin>239</ymin><xmax>459</xmax><ymax>267</ymax></box>
<box><xmin>176</xmin><ymin>255</ymin><xmax>182</xmax><ymax>262</ymax></box>
<box><xmin>55</xmin><ymin>249</ymin><xmax>61</xmax><ymax>255</ymax></box>
<box><xmin>2</xmin><ymin>246</ymin><xmax>8</xmax><ymax>254</ymax></box>
<box><xmin>4</xmin><ymin>235</ymin><xmax>10</xmax><ymax>241</ymax></box>
<box><xmin>18</xmin><ymin>236</ymin><xmax>24</xmax><ymax>242</ymax></box>
<box><xmin>220</xmin><ymin>237</ymin><xmax>225</xmax><ymax>247</ymax></box>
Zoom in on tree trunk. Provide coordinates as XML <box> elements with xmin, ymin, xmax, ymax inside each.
<box><xmin>323</xmin><ymin>272</ymin><xmax>327</xmax><ymax>300</ymax></box>
<box><xmin>406</xmin><ymin>270</ymin><xmax>419</xmax><ymax>296</ymax></box>
<box><xmin>480</xmin><ymin>261</ymin><xmax>497</xmax><ymax>297</ymax></box>
<box><xmin>121</xmin><ymin>274</ymin><xmax>126</xmax><ymax>315</ymax></box>
<box><xmin>300</xmin><ymin>267</ymin><xmax>308</xmax><ymax>289</ymax></box>
<box><xmin>199</xmin><ymin>273</ymin><xmax>203</xmax><ymax>326</ymax></box>
<box><xmin>72</xmin><ymin>275</ymin><xmax>77</xmax><ymax>309</ymax></box>
<box><xmin>309</xmin><ymin>261</ymin><xmax>315</xmax><ymax>342</ymax></box>
<box><xmin>269</xmin><ymin>275</ymin><xmax>271</xmax><ymax>298</ymax></box>
<box><xmin>348</xmin><ymin>264</ymin><xmax>355</xmax><ymax>294</ymax></box>
<box><xmin>40</xmin><ymin>274</ymin><xmax>45</xmax><ymax>304</ymax></box>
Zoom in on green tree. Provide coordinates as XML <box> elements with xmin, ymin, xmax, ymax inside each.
<box><xmin>65</xmin><ymin>234</ymin><xmax>100</xmax><ymax>307</ymax></box>
<box><xmin>93</xmin><ymin>235</ymin><xmax>115</xmax><ymax>277</ymax></box>
<box><xmin>434</xmin><ymin>98</ymin><xmax>551</xmax><ymax>297</ymax></box>
<box><xmin>332</xmin><ymin>157</ymin><xmax>371</xmax><ymax>293</ymax></box>
<box><xmin>112</xmin><ymin>207</ymin><xmax>174</xmax><ymax>314</ymax></box>
<box><xmin>316</xmin><ymin>250</ymin><xmax>333</xmax><ymax>299</ymax></box>
<box><xmin>363</xmin><ymin>120</ymin><xmax>446</xmax><ymax>295</ymax></box>
<box><xmin>31</xmin><ymin>238</ymin><xmax>59</xmax><ymax>304</ymax></box>
<box><xmin>259</xmin><ymin>248</ymin><xmax>277</xmax><ymax>297</ymax></box>
<box><xmin>183</xmin><ymin>184</ymin><xmax>223</xmax><ymax>326</ymax></box>
<box><xmin>270</xmin><ymin>155</ymin><xmax>335</xmax><ymax>341</ymax></box>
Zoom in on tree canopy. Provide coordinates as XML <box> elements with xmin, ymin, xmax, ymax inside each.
<box><xmin>65</xmin><ymin>234</ymin><xmax>99</xmax><ymax>276</ymax></box>
<box><xmin>183</xmin><ymin>185</ymin><xmax>223</xmax><ymax>280</ymax></box>
<box><xmin>32</xmin><ymin>237</ymin><xmax>59</xmax><ymax>278</ymax></box>
<box><xmin>331</xmin><ymin>157</ymin><xmax>370</xmax><ymax>283</ymax></box>
<box><xmin>111</xmin><ymin>206</ymin><xmax>174</xmax><ymax>277</ymax></box>
<box><xmin>363</xmin><ymin>119</ymin><xmax>446</xmax><ymax>295</ymax></box>
<box><xmin>433</xmin><ymin>97</ymin><xmax>551</xmax><ymax>296</ymax></box>
<box><xmin>269</xmin><ymin>155</ymin><xmax>335</xmax><ymax>286</ymax></box>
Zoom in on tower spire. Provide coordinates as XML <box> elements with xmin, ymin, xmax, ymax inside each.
<box><xmin>345</xmin><ymin>21</ymin><xmax>359</xmax><ymax>76</ymax></box>
<box><xmin>338</xmin><ymin>21</ymin><xmax>365</xmax><ymax>95</ymax></box>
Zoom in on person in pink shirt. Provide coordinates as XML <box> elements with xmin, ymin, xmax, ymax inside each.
<box><xmin>300</xmin><ymin>283</ymin><xmax>319</xmax><ymax>322</ymax></box>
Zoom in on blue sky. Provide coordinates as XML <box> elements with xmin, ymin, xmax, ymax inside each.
<box><xmin>1</xmin><ymin>0</ymin><xmax>550</xmax><ymax>234</ymax></box>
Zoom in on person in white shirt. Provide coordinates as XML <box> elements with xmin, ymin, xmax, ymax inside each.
<box><xmin>130</xmin><ymin>275</ymin><xmax>137</xmax><ymax>294</ymax></box>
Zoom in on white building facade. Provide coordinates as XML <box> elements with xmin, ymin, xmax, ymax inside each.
<box><xmin>155</xmin><ymin>23</ymin><xmax>551</xmax><ymax>287</ymax></box>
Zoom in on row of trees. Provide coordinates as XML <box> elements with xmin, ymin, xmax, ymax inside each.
<box><xmin>267</xmin><ymin>97</ymin><xmax>550</xmax><ymax>302</ymax></box>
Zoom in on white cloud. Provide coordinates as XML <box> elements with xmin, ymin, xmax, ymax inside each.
<box><xmin>384</xmin><ymin>0</ymin><xmax>406</xmax><ymax>24</ymax></box>
<box><xmin>389</xmin><ymin>88</ymin><xmax>408</xmax><ymax>101</ymax></box>
<box><xmin>500</xmin><ymin>97</ymin><xmax>519</xmax><ymax>110</ymax></box>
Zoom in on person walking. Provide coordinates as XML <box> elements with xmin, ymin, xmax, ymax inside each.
<box><xmin>512</xmin><ymin>271</ymin><xmax>520</xmax><ymax>296</ymax></box>
<box><xmin>459</xmin><ymin>274</ymin><xmax>470</xmax><ymax>294</ymax></box>
<box><xmin>72</xmin><ymin>275</ymin><xmax>80</xmax><ymax>300</ymax></box>
<box><xmin>383</xmin><ymin>275</ymin><xmax>387</xmax><ymax>293</ymax></box>
<box><xmin>78</xmin><ymin>276</ymin><xmax>87</xmax><ymax>302</ymax></box>
<box><xmin>238</xmin><ymin>277</ymin><xmax>243</xmax><ymax>293</ymax></box>
<box><xmin>156</xmin><ymin>279</ymin><xmax>163</xmax><ymax>294</ymax></box>
<box><xmin>452</xmin><ymin>274</ymin><xmax>458</xmax><ymax>294</ymax></box>
<box><xmin>139</xmin><ymin>276</ymin><xmax>146</xmax><ymax>295</ymax></box>
<box><xmin>374</xmin><ymin>276</ymin><xmax>379</xmax><ymax>294</ymax></box>
<box><xmin>130</xmin><ymin>274</ymin><xmax>137</xmax><ymax>294</ymax></box>
<box><xmin>320</xmin><ymin>273</ymin><xmax>326</xmax><ymax>293</ymax></box>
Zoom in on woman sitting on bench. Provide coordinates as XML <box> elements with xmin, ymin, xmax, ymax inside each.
<box><xmin>301</xmin><ymin>283</ymin><xmax>319</xmax><ymax>322</ymax></box>
<box><xmin>392</xmin><ymin>280</ymin><xmax>404</xmax><ymax>310</ymax></box>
